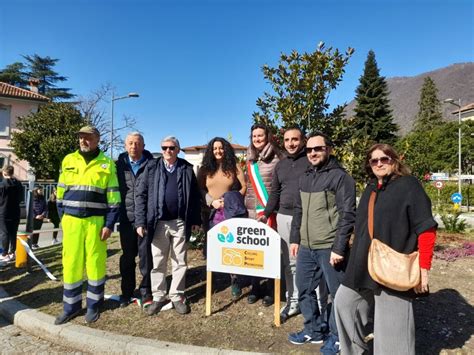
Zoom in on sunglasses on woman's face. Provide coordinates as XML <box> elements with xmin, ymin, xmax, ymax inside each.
<box><xmin>369</xmin><ymin>156</ymin><xmax>392</xmax><ymax>166</ymax></box>
<box><xmin>162</xmin><ymin>146</ymin><xmax>176</xmax><ymax>151</ymax></box>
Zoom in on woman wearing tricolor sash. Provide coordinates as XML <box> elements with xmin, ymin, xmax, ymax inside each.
<box><xmin>245</xmin><ymin>123</ymin><xmax>282</xmax><ymax>306</ymax></box>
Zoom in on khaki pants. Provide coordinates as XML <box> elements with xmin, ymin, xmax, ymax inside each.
<box><xmin>150</xmin><ymin>219</ymin><xmax>187</xmax><ymax>302</ymax></box>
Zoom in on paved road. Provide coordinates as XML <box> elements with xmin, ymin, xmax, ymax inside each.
<box><xmin>16</xmin><ymin>222</ymin><xmax>63</xmax><ymax>249</ymax></box>
<box><xmin>0</xmin><ymin>315</ymin><xmax>83</xmax><ymax>354</ymax></box>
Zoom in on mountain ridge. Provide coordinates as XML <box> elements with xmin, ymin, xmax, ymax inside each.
<box><xmin>344</xmin><ymin>62</ymin><xmax>474</xmax><ymax>135</ymax></box>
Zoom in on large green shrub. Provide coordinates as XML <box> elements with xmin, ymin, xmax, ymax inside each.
<box><xmin>424</xmin><ymin>181</ymin><xmax>473</xmax><ymax>212</ymax></box>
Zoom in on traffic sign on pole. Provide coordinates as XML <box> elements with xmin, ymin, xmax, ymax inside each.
<box><xmin>434</xmin><ymin>181</ymin><xmax>444</xmax><ymax>190</ymax></box>
<box><xmin>451</xmin><ymin>193</ymin><xmax>462</xmax><ymax>204</ymax></box>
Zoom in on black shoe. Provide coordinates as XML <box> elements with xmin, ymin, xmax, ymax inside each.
<box><xmin>247</xmin><ymin>293</ymin><xmax>259</xmax><ymax>304</ymax></box>
<box><xmin>146</xmin><ymin>300</ymin><xmax>168</xmax><ymax>316</ymax></box>
<box><xmin>119</xmin><ymin>295</ymin><xmax>131</xmax><ymax>308</ymax></box>
<box><xmin>172</xmin><ymin>297</ymin><xmax>190</xmax><ymax>315</ymax></box>
<box><xmin>262</xmin><ymin>295</ymin><xmax>274</xmax><ymax>307</ymax></box>
<box><xmin>85</xmin><ymin>308</ymin><xmax>99</xmax><ymax>323</ymax></box>
<box><xmin>54</xmin><ymin>310</ymin><xmax>80</xmax><ymax>325</ymax></box>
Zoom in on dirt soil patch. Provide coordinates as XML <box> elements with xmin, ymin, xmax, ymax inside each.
<box><xmin>0</xmin><ymin>232</ymin><xmax>473</xmax><ymax>354</ymax></box>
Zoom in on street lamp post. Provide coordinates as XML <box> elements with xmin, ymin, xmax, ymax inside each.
<box><xmin>110</xmin><ymin>92</ymin><xmax>139</xmax><ymax>159</ymax></box>
<box><xmin>444</xmin><ymin>98</ymin><xmax>462</xmax><ymax>195</ymax></box>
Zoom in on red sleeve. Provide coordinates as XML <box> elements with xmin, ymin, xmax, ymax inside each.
<box><xmin>418</xmin><ymin>227</ymin><xmax>436</xmax><ymax>270</ymax></box>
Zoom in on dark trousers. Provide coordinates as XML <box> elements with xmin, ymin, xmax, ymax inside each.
<box><xmin>296</xmin><ymin>246</ymin><xmax>345</xmax><ymax>339</ymax></box>
<box><xmin>51</xmin><ymin>220</ymin><xmax>60</xmax><ymax>240</ymax></box>
<box><xmin>250</xmin><ymin>277</ymin><xmax>274</xmax><ymax>296</ymax></box>
<box><xmin>119</xmin><ymin>220</ymin><xmax>153</xmax><ymax>299</ymax></box>
<box><xmin>31</xmin><ymin>219</ymin><xmax>44</xmax><ymax>245</ymax></box>
<box><xmin>0</xmin><ymin>218</ymin><xmax>20</xmax><ymax>255</ymax></box>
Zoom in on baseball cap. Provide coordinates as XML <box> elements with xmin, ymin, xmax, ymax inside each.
<box><xmin>77</xmin><ymin>125</ymin><xmax>100</xmax><ymax>136</ymax></box>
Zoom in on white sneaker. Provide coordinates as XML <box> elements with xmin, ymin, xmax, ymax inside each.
<box><xmin>280</xmin><ymin>302</ymin><xmax>300</xmax><ymax>322</ymax></box>
<box><xmin>51</xmin><ymin>239</ymin><xmax>60</xmax><ymax>245</ymax></box>
<box><xmin>0</xmin><ymin>254</ymin><xmax>10</xmax><ymax>262</ymax></box>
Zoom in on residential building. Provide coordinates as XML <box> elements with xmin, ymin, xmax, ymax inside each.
<box><xmin>0</xmin><ymin>81</ymin><xmax>49</xmax><ymax>180</ymax></box>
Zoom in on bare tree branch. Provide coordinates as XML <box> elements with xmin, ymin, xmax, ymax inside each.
<box><xmin>75</xmin><ymin>84</ymin><xmax>139</xmax><ymax>155</ymax></box>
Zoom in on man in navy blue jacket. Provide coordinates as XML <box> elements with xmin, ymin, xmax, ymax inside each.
<box><xmin>135</xmin><ymin>136</ymin><xmax>201</xmax><ymax>315</ymax></box>
<box><xmin>116</xmin><ymin>132</ymin><xmax>154</xmax><ymax>308</ymax></box>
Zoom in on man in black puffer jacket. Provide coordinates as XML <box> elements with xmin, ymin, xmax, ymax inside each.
<box><xmin>288</xmin><ymin>131</ymin><xmax>356</xmax><ymax>354</ymax></box>
<box><xmin>116</xmin><ymin>132</ymin><xmax>154</xmax><ymax>308</ymax></box>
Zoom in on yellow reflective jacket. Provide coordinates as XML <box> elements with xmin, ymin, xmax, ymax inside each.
<box><xmin>57</xmin><ymin>150</ymin><xmax>121</xmax><ymax>229</ymax></box>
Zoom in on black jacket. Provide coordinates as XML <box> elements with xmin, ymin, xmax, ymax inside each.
<box><xmin>47</xmin><ymin>199</ymin><xmax>60</xmax><ymax>225</ymax></box>
<box><xmin>33</xmin><ymin>196</ymin><xmax>47</xmax><ymax>217</ymax></box>
<box><xmin>0</xmin><ymin>178</ymin><xmax>23</xmax><ymax>220</ymax></box>
<box><xmin>343</xmin><ymin>175</ymin><xmax>437</xmax><ymax>296</ymax></box>
<box><xmin>290</xmin><ymin>156</ymin><xmax>356</xmax><ymax>256</ymax></box>
<box><xmin>264</xmin><ymin>148</ymin><xmax>310</xmax><ymax>217</ymax></box>
<box><xmin>116</xmin><ymin>150</ymin><xmax>153</xmax><ymax>224</ymax></box>
<box><xmin>135</xmin><ymin>157</ymin><xmax>202</xmax><ymax>240</ymax></box>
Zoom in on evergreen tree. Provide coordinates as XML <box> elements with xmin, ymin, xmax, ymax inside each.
<box><xmin>413</xmin><ymin>76</ymin><xmax>443</xmax><ymax>131</ymax></box>
<box><xmin>398</xmin><ymin>120</ymin><xmax>474</xmax><ymax>178</ymax></box>
<box><xmin>0</xmin><ymin>62</ymin><xmax>28</xmax><ymax>87</ymax></box>
<box><xmin>22</xmin><ymin>54</ymin><xmax>73</xmax><ymax>100</ymax></box>
<box><xmin>353</xmin><ymin>50</ymin><xmax>398</xmax><ymax>144</ymax></box>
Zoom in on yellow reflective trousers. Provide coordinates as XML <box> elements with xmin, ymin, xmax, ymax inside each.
<box><xmin>62</xmin><ymin>214</ymin><xmax>107</xmax><ymax>314</ymax></box>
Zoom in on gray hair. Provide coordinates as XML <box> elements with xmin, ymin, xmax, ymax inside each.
<box><xmin>161</xmin><ymin>136</ymin><xmax>180</xmax><ymax>150</ymax></box>
<box><xmin>126</xmin><ymin>132</ymin><xmax>145</xmax><ymax>144</ymax></box>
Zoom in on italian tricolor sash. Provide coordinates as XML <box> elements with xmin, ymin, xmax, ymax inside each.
<box><xmin>247</xmin><ymin>161</ymin><xmax>276</xmax><ymax>229</ymax></box>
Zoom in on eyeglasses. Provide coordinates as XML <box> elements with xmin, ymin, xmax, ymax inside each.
<box><xmin>162</xmin><ymin>146</ymin><xmax>176</xmax><ymax>151</ymax></box>
<box><xmin>369</xmin><ymin>156</ymin><xmax>392</xmax><ymax>166</ymax></box>
<box><xmin>306</xmin><ymin>146</ymin><xmax>327</xmax><ymax>153</ymax></box>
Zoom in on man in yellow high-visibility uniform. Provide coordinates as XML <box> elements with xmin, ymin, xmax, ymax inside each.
<box><xmin>55</xmin><ymin>126</ymin><xmax>121</xmax><ymax>325</ymax></box>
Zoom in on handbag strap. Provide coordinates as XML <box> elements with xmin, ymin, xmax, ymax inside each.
<box><xmin>368</xmin><ymin>191</ymin><xmax>376</xmax><ymax>240</ymax></box>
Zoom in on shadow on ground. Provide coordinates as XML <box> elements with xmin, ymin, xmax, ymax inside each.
<box><xmin>415</xmin><ymin>288</ymin><xmax>473</xmax><ymax>354</ymax></box>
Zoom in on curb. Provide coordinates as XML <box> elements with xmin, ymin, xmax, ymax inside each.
<box><xmin>0</xmin><ymin>287</ymin><xmax>261</xmax><ymax>354</ymax></box>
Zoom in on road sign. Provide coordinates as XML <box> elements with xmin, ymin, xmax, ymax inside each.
<box><xmin>431</xmin><ymin>172</ymin><xmax>449</xmax><ymax>181</ymax></box>
<box><xmin>424</xmin><ymin>173</ymin><xmax>431</xmax><ymax>181</ymax></box>
<box><xmin>434</xmin><ymin>181</ymin><xmax>445</xmax><ymax>190</ymax></box>
<box><xmin>451</xmin><ymin>193</ymin><xmax>463</xmax><ymax>204</ymax></box>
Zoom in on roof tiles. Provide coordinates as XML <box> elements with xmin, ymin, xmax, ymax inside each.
<box><xmin>0</xmin><ymin>82</ymin><xmax>49</xmax><ymax>102</ymax></box>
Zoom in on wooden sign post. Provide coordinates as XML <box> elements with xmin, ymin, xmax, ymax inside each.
<box><xmin>205</xmin><ymin>218</ymin><xmax>281</xmax><ymax>327</ymax></box>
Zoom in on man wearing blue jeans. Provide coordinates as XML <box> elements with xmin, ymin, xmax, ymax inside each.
<box><xmin>288</xmin><ymin>132</ymin><xmax>356</xmax><ymax>354</ymax></box>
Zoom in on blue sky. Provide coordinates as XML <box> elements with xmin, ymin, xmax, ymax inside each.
<box><xmin>1</xmin><ymin>0</ymin><xmax>473</xmax><ymax>154</ymax></box>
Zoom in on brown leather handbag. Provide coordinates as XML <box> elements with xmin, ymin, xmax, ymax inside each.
<box><xmin>367</xmin><ymin>191</ymin><xmax>421</xmax><ymax>291</ymax></box>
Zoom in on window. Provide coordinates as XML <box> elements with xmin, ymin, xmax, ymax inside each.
<box><xmin>0</xmin><ymin>105</ymin><xmax>11</xmax><ymax>136</ymax></box>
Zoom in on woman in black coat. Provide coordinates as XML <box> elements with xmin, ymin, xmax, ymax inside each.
<box><xmin>31</xmin><ymin>187</ymin><xmax>47</xmax><ymax>249</ymax></box>
<box><xmin>334</xmin><ymin>144</ymin><xmax>437</xmax><ymax>355</ymax></box>
<box><xmin>47</xmin><ymin>189</ymin><xmax>61</xmax><ymax>245</ymax></box>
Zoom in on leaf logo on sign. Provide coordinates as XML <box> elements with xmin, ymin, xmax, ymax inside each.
<box><xmin>217</xmin><ymin>226</ymin><xmax>234</xmax><ymax>243</ymax></box>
